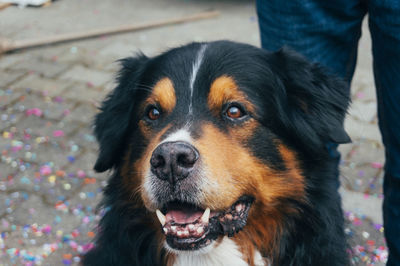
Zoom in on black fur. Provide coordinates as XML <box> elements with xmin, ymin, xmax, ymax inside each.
<box><xmin>83</xmin><ymin>41</ymin><xmax>351</xmax><ymax>266</ymax></box>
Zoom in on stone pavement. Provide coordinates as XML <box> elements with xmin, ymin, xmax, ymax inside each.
<box><xmin>0</xmin><ymin>0</ymin><xmax>387</xmax><ymax>265</ymax></box>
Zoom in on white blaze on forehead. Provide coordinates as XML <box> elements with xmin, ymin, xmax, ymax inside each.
<box><xmin>160</xmin><ymin>128</ymin><xmax>192</xmax><ymax>144</ymax></box>
<box><xmin>189</xmin><ymin>44</ymin><xmax>208</xmax><ymax>114</ymax></box>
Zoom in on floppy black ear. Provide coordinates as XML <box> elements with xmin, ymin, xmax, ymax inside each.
<box><xmin>94</xmin><ymin>54</ymin><xmax>148</xmax><ymax>172</ymax></box>
<box><xmin>269</xmin><ymin>47</ymin><xmax>351</xmax><ymax>154</ymax></box>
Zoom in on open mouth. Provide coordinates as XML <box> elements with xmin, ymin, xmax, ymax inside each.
<box><xmin>155</xmin><ymin>196</ymin><xmax>254</xmax><ymax>251</ymax></box>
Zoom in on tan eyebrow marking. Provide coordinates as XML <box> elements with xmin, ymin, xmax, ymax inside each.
<box><xmin>146</xmin><ymin>77</ymin><xmax>176</xmax><ymax>113</ymax></box>
<box><xmin>207</xmin><ymin>75</ymin><xmax>255</xmax><ymax>115</ymax></box>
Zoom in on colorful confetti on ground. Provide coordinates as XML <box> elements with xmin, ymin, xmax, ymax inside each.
<box><xmin>345</xmin><ymin>211</ymin><xmax>388</xmax><ymax>265</ymax></box>
<box><xmin>1</xmin><ymin>70</ymin><xmax>109</xmax><ymax>265</ymax></box>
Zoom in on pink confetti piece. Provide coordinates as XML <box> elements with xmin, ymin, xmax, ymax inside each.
<box><xmin>82</xmin><ymin>216</ymin><xmax>90</xmax><ymax>224</ymax></box>
<box><xmin>77</xmin><ymin>170</ymin><xmax>86</xmax><ymax>178</ymax></box>
<box><xmin>40</xmin><ymin>165</ymin><xmax>52</xmax><ymax>176</ymax></box>
<box><xmin>53</xmin><ymin>130</ymin><xmax>65</xmax><ymax>138</ymax></box>
<box><xmin>53</xmin><ymin>96</ymin><xmax>64</xmax><ymax>103</ymax></box>
<box><xmin>63</xmin><ymin>109</ymin><xmax>71</xmax><ymax>116</ymax></box>
<box><xmin>82</xmin><ymin>243</ymin><xmax>95</xmax><ymax>252</ymax></box>
<box><xmin>2</xmin><ymin>220</ymin><xmax>9</xmax><ymax>228</ymax></box>
<box><xmin>69</xmin><ymin>241</ymin><xmax>78</xmax><ymax>249</ymax></box>
<box><xmin>42</xmin><ymin>225</ymin><xmax>52</xmax><ymax>234</ymax></box>
<box><xmin>26</xmin><ymin>108</ymin><xmax>43</xmax><ymax>117</ymax></box>
<box><xmin>371</xmin><ymin>162</ymin><xmax>383</xmax><ymax>169</ymax></box>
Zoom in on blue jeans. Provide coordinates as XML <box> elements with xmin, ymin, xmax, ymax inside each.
<box><xmin>256</xmin><ymin>0</ymin><xmax>400</xmax><ymax>265</ymax></box>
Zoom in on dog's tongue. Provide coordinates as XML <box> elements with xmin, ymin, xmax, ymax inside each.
<box><xmin>165</xmin><ymin>208</ymin><xmax>203</xmax><ymax>224</ymax></box>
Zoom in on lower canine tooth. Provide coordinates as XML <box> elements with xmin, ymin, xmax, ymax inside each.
<box><xmin>197</xmin><ymin>227</ymin><xmax>204</xmax><ymax>234</ymax></box>
<box><xmin>201</xmin><ymin>208</ymin><xmax>211</xmax><ymax>223</ymax></box>
<box><xmin>163</xmin><ymin>228</ymin><xmax>168</xmax><ymax>234</ymax></box>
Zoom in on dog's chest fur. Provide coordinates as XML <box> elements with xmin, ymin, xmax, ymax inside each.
<box><xmin>172</xmin><ymin>237</ymin><xmax>265</xmax><ymax>266</ymax></box>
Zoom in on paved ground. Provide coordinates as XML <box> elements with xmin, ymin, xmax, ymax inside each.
<box><xmin>0</xmin><ymin>0</ymin><xmax>387</xmax><ymax>265</ymax></box>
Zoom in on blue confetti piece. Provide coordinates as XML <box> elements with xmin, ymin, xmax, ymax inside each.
<box><xmin>67</xmin><ymin>156</ymin><xmax>75</xmax><ymax>163</ymax></box>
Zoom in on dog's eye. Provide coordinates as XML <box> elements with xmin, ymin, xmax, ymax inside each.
<box><xmin>147</xmin><ymin>107</ymin><xmax>161</xmax><ymax>120</ymax></box>
<box><xmin>226</xmin><ymin>105</ymin><xmax>246</xmax><ymax>119</ymax></box>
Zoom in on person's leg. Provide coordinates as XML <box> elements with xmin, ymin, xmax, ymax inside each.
<box><xmin>368</xmin><ymin>1</ymin><xmax>400</xmax><ymax>265</ymax></box>
<box><xmin>256</xmin><ymin>0</ymin><xmax>366</xmax><ymax>81</ymax></box>
<box><xmin>256</xmin><ymin>0</ymin><xmax>366</xmax><ymax>189</ymax></box>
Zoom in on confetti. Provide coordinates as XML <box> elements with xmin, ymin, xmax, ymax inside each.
<box><xmin>53</xmin><ymin>130</ymin><xmax>65</xmax><ymax>137</ymax></box>
<box><xmin>77</xmin><ymin>170</ymin><xmax>86</xmax><ymax>178</ymax></box>
<box><xmin>26</xmin><ymin>108</ymin><xmax>43</xmax><ymax>117</ymax></box>
<box><xmin>371</xmin><ymin>162</ymin><xmax>383</xmax><ymax>169</ymax></box>
<box><xmin>40</xmin><ymin>165</ymin><xmax>53</xmax><ymax>176</ymax></box>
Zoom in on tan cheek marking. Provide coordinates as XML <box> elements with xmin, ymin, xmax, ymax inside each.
<box><xmin>228</xmin><ymin>118</ymin><xmax>258</xmax><ymax>141</ymax></box>
<box><xmin>277</xmin><ymin>144</ymin><xmax>305</xmax><ymax>187</ymax></box>
<box><xmin>208</xmin><ymin>75</ymin><xmax>255</xmax><ymax>115</ymax></box>
<box><xmin>233</xmin><ymin>206</ymin><xmax>283</xmax><ymax>265</ymax></box>
<box><xmin>194</xmin><ymin>123</ymin><xmax>270</xmax><ymax>209</ymax></box>
<box><xmin>195</xmin><ymin>123</ymin><xmax>306</xmax><ymax>207</ymax></box>
<box><xmin>195</xmin><ymin>123</ymin><xmax>306</xmax><ymax>260</ymax></box>
<box><xmin>196</xmin><ymin>123</ymin><xmax>306</xmax><ymax>205</ymax></box>
<box><xmin>232</xmin><ymin>145</ymin><xmax>306</xmax><ymax>261</ymax></box>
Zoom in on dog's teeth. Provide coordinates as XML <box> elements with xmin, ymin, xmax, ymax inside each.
<box><xmin>201</xmin><ymin>208</ymin><xmax>210</xmax><ymax>223</ymax></box>
<box><xmin>163</xmin><ymin>228</ymin><xmax>168</xmax><ymax>234</ymax></box>
<box><xmin>183</xmin><ymin>230</ymin><xmax>189</xmax><ymax>237</ymax></box>
<box><xmin>171</xmin><ymin>226</ymin><xmax>177</xmax><ymax>232</ymax></box>
<box><xmin>177</xmin><ymin>231</ymin><xmax>183</xmax><ymax>237</ymax></box>
<box><xmin>156</xmin><ymin>209</ymin><xmax>166</xmax><ymax>226</ymax></box>
<box><xmin>236</xmin><ymin>204</ymin><xmax>243</xmax><ymax>212</ymax></box>
<box><xmin>188</xmin><ymin>224</ymin><xmax>195</xmax><ymax>231</ymax></box>
<box><xmin>197</xmin><ymin>227</ymin><xmax>204</xmax><ymax>234</ymax></box>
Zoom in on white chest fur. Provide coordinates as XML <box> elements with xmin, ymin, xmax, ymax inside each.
<box><xmin>172</xmin><ymin>237</ymin><xmax>265</xmax><ymax>266</ymax></box>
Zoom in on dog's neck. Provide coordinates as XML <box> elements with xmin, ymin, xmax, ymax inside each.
<box><xmin>169</xmin><ymin>237</ymin><xmax>265</xmax><ymax>266</ymax></box>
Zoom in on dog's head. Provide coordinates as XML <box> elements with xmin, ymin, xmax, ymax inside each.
<box><xmin>94</xmin><ymin>41</ymin><xmax>350</xmax><ymax>254</ymax></box>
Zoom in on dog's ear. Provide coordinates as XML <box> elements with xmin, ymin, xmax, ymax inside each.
<box><xmin>94</xmin><ymin>54</ymin><xmax>148</xmax><ymax>172</ymax></box>
<box><xmin>269</xmin><ymin>47</ymin><xmax>351</xmax><ymax>154</ymax></box>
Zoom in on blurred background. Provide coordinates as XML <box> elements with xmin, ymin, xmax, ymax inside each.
<box><xmin>0</xmin><ymin>0</ymin><xmax>386</xmax><ymax>265</ymax></box>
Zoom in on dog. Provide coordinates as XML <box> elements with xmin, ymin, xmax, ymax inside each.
<box><xmin>83</xmin><ymin>41</ymin><xmax>351</xmax><ymax>266</ymax></box>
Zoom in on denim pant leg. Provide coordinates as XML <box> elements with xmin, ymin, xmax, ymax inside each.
<box><xmin>256</xmin><ymin>0</ymin><xmax>366</xmax><ymax>189</ymax></box>
<box><xmin>256</xmin><ymin>0</ymin><xmax>366</xmax><ymax>80</ymax></box>
<box><xmin>368</xmin><ymin>1</ymin><xmax>400</xmax><ymax>265</ymax></box>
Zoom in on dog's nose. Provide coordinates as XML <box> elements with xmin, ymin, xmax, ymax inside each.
<box><xmin>150</xmin><ymin>141</ymin><xmax>199</xmax><ymax>184</ymax></box>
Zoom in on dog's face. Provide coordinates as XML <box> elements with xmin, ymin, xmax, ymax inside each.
<box><xmin>94</xmin><ymin>41</ymin><xmax>350</xmax><ymax>254</ymax></box>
